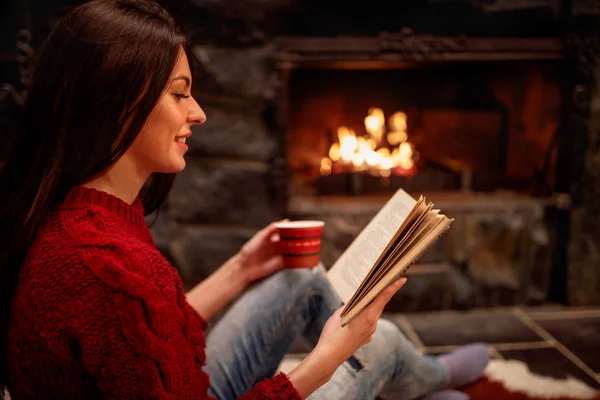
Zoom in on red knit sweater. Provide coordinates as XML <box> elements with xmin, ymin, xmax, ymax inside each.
<box><xmin>6</xmin><ymin>187</ymin><xmax>301</xmax><ymax>400</ymax></box>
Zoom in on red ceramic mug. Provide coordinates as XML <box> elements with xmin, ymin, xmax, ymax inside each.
<box><xmin>274</xmin><ymin>220</ymin><xmax>325</xmax><ymax>268</ymax></box>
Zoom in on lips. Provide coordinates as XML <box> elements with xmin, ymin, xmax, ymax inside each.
<box><xmin>174</xmin><ymin>131</ymin><xmax>192</xmax><ymax>144</ymax></box>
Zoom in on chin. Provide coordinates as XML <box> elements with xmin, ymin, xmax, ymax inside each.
<box><xmin>158</xmin><ymin>157</ymin><xmax>186</xmax><ymax>173</ymax></box>
<box><xmin>171</xmin><ymin>159</ymin><xmax>187</xmax><ymax>172</ymax></box>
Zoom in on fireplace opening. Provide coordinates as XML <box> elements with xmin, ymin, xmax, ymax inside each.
<box><xmin>286</xmin><ymin>61</ymin><xmax>563</xmax><ymax>198</ymax></box>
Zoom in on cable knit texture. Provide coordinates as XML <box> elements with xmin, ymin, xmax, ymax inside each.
<box><xmin>6</xmin><ymin>186</ymin><xmax>301</xmax><ymax>400</ymax></box>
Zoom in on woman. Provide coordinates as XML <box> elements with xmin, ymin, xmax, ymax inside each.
<box><xmin>0</xmin><ymin>1</ymin><xmax>490</xmax><ymax>399</ymax></box>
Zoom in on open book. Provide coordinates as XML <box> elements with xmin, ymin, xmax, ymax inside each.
<box><xmin>326</xmin><ymin>189</ymin><xmax>453</xmax><ymax>327</ymax></box>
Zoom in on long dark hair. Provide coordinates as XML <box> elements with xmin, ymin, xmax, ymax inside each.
<box><xmin>0</xmin><ymin>0</ymin><xmax>192</xmax><ymax>394</ymax></box>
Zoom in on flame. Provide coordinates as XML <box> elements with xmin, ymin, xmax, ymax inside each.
<box><xmin>387</xmin><ymin>130</ymin><xmax>408</xmax><ymax>145</ymax></box>
<box><xmin>323</xmin><ymin>108</ymin><xmax>416</xmax><ymax>177</ymax></box>
<box><xmin>351</xmin><ymin>153</ymin><xmax>365</xmax><ymax>168</ymax></box>
<box><xmin>365</xmin><ymin>115</ymin><xmax>382</xmax><ymax>135</ymax></box>
<box><xmin>329</xmin><ymin>143</ymin><xmax>341</xmax><ymax>161</ymax></box>
<box><xmin>388</xmin><ymin>111</ymin><xmax>407</xmax><ymax>131</ymax></box>
<box><xmin>399</xmin><ymin>141</ymin><xmax>413</xmax><ymax>158</ymax></box>
<box><xmin>320</xmin><ymin>157</ymin><xmax>332</xmax><ymax>176</ymax></box>
<box><xmin>365</xmin><ymin>108</ymin><xmax>385</xmax><ymax>142</ymax></box>
<box><xmin>369</xmin><ymin>108</ymin><xmax>384</xmax><ymax>118</ymax></box>
<box><xmin>338</xmin><ymin>127</ymin><xmax>357</xmax><ymax>161</ymax></box>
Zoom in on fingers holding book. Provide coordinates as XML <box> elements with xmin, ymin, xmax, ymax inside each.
<box><xmin>349</xmin><ymin>276</ymin><xmax>407</xmax><ymax>344</ymax></box>
<box><xmin>312</xmin><ymin>277</ymin><xmax>407</xmax><ymax>369</ymax></box>
<box><xmin>368</xmin><ymin>276</ymin><xmax>407</xmax><ymax>316</ymax></box>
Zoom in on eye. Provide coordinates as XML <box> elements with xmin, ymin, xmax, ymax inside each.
<box><xmin>174</xmin><ymin>93</ymin><xmax>191</xmax><ymax>101</ymax></box>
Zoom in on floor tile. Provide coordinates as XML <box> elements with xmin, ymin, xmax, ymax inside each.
<box><xmin>403</xmin><ymin>309</ymin><xmax>544</xmax><ymax>346</ymax></box>
<box><xmin>522</xmin><ymin>304</ymin><xmax>568</xmax><ymax>314</ymax></box>
<box><xmin>499</xmin><ymin>347</ymin><xmax>600</xmax><ymax>390</ymax></box>
<box><xmin>535</xmin><ymin>316</ymin><xmax>600</xmax><ymax>373</ymax></box>
<box><xmin>527</xmin><ymin>307</ymin><xmax>600</xmax><ymax>320</ymax></box>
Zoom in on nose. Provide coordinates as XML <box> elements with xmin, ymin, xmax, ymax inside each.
<box><xmin>188</xmin><ymin>96</ymin><xmax>206</xmax><ymax>125</ymax></box>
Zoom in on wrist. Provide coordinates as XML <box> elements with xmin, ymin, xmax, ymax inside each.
<box><xmin>312</xmin><ymin>343</ymin><xmax>346</xmax><ymax>373</ymax></box>
<box><xmin>223</xmin><ymin>253</ymin><xmax>250</xmax><ymax>291</ymax></box>
<box><xmin>288</xmin><ymin>349</ymin><xmax>338</xmax><ymax>398</ymax></box>
<box><xmin>309</xmin><ymin>344</ymin><xmax>344</xmax><ymax>382</ymax></box>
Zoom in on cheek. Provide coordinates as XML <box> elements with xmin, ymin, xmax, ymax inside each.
<box><xmin>155</xmin><ymin>102</ymin><xmax>187</xmax><ymax>134</ymax></box>
<box><xmin>140</xmin><ymin>106</ymin><xmax>175</xmax><ymax>144</ymax></box>
<box><xmin>130</xmin><ymin>114</ymin><xmax>167</xmax><ymax>154</ymax></box>
<box><xmin>128</xmin><ymin>100</ymin><xmax>187</xmax><ymax>159</ymax></box>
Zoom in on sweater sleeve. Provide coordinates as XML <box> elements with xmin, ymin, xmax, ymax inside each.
<box><xmin>72</xmin><ymin>251</ymin><xmax>208</xmax><ymax>399</ymax></box>
<box><xmin>241</xmin><ymin>373</ymin><xmax>302</xmax><ymax>400</ymax></box>
<box><xmin>73</xmin><ymin>250</ymin><xmax>301</xmax><ymax>400</ymax></box>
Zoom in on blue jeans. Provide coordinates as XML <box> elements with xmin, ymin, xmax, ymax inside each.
<box><xmin>205</xmin><ymin>265</ymin><xmax>448</xmax><ymax>400</ymax></box>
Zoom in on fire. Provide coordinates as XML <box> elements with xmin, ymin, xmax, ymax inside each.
<box><xmin>321</xmin><ymin>108</ymin><xmax>417</xmax><ymax>176</ymax></box>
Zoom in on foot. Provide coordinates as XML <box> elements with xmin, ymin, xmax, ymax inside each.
<box><xmin>419</xmin><ymin>390</ymin><xmax>469</xmax><ymax>400</ymax></box>
<box><xmin>438</xmin><ymin>343</ymin><xmax>490</xmax><ymax>389</ymax></box>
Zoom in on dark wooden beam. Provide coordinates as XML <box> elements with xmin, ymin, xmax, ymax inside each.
<box><xmin>275</xmin><ymin>28</ymin><xmax>564</xmax><ymax>69</ymax></box>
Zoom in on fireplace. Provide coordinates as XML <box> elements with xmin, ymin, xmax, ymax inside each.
<box><xmin>272</xmin><ymin>31</ymin><xmax>568</xmax><ymax>310</ymax></box>
<box><xmin>276</xmin><ymin>31</ymin><xmax>564</xmax><ymax>199</ymax></box>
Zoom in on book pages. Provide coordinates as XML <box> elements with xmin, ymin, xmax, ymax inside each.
<box><xmin>325</xmin><ymin>188</ymin><xmax>454</xmax><ymax>327</ymax></box>
<box><xmin>340</xmin><ymin>215</ymin><xmax>452</xmax><ymax>326</ymax></box>
<box><xmin>351</xmin><ymin>208</ymin><xmax>441</xmax><ymax>308</ymax></box>
<box><xmin>340</xmin><ymin>196</ymin><xmax>428</xmax><ymax>313</ymax></box>
<box><xmin>326</xmin><ymin>189</ymin><xmax>418</xmax><ymax>303</ymax></box>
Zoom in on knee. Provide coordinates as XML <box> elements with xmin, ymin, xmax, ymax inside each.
<box><xmin>357</xmin><ymin>319</ymin><xmax>407</xmax><ymax>367</ymax></box>
<box><xmin>375</xmin><ymin>319</ymin><xmax>401</xmax><ymax>340</ymax></box>
<box><xmin>375</xmin><ymin>319</ymin><xmax>414</xmax><ymax>353</ymax></box>
<box><xmin>275</xmin><ymin>263</ymin><xmax>331</xmax><ymax>294</ymax></box>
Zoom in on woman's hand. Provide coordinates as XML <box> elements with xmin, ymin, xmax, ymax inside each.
<box><xmin>186</xmin><ymin>221</ymin><xmax>287</xmax><ymax>321</ymax></box>
<box><xmin>288</xmin><ymin>277</ymin><xmax>407</xmax><ymax>398</ymax></box>
<box><xmin>237</xmin><ymin>221</ymin><xmax>287</xmax><ymax>285</ymax></box>
<box><xmin>315</xmin><ymin>276</ymin><xmax>407</xmax><ymax>369</ymax></box>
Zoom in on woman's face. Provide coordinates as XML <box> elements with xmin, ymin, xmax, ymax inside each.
<box><xmin>127</xmin><ymin>49</ymin><xmax>205</xmax><ymax>175</ymax></box>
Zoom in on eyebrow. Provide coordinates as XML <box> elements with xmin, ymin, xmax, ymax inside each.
<box><xmin>172</xmin><ymin>75</ymin><xmax>191</xmax><ymax>89</ymax></box>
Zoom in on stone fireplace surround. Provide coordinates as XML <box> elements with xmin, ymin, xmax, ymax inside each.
<box><xmin>270</xmin><ymin>32</ymin><xmax>564</xmax><ymax>309</ymax></box>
